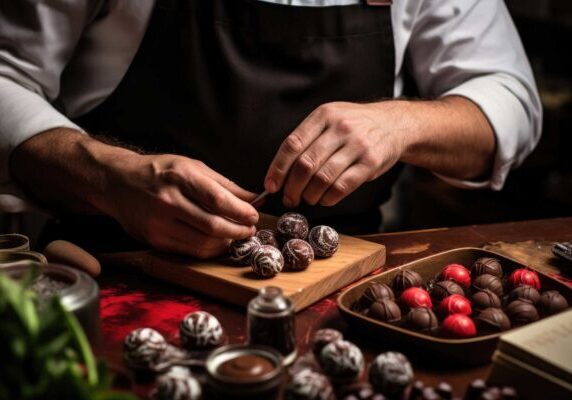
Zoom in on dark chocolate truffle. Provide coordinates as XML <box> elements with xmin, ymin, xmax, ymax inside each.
<box><xmin>229</xmin><ymin>236</ymin><xmax>262</xmax><ymax>265</ymax></box>
<box><xmin>277</xmin><ymin>212</ymin><xmax>309</xmax><ymax>241</ymax></box>
<box><xmin>360</xmin><ymin>282</ymin><xmax>395</xmax><ymax>310</ymax></box>
<box><xmin>256</xmin><ymin>229</ymin><xmax>280</xmax><ymax>248</ymax></box>
<box><xmin>151</xmin><ymin>375</ymin><xmax>202</xmax><ymax>400</ymax></box>
<box><xmin>338</xmin><ymin>382</ymin><xmax>375</xmax><ymax>400</ymax></box>
<box><xmin>369</xmin><ymin>299</ymin><xmax>402</xmax><ymax>323</ymax></box>
<box><xmin>472</xmin><ymin>274</ymin><xmax>503</xmax><ymax>297</ymax></box>
<box><xmin>311</xmin><ymin>329</ymin><xmax>343</xmax><ymax>357</ymax></box>
<box><xmin>471</xmin><ymin>257</ymin><xmax>503</xmax><ymax>278</ymax></box>
<box><xmin>320</xmin><ymin>340</ymin><xmax>364</xmax><ymax>382</ymax></box>
<box><xmin>430</xmin><ymin>280</ymin><xmax>465</xmax><ymax>304</ymax></box>
<box><xmin>464</xmin><ymin>379</ymin><xmax>486</xmax><ymax>400</ymax></box>
<box><xmin>391</xmin><ymin>270</ymin><xmax>423</xmax><ymax>293</ymax></box>
<box><xmin>404</xmin><ymin>307</ymin><xmax>438</xmax><ymax>334</ymax></box>
<box><xmin>505</xmin><ymin>300</ymin><xmax>539</xmax><ymax>326</ymax></box>
<box><xmin>285</xmin><ymin>369</ymin><xmax>335</xmax><ymax>400</ymax></box>
<box><xmin>308</xmin><ymin>225</ymin><xmax>339</xmax><ymax>258</ymax></box>
<box><xmin>123</xmin><ymin>328</ymin><xmax>168</xmax><ymax>370</ymax></box>
<box><xmin>282</xmin><ymin>239</ymin><xmax>314</xmax><ymax>271</ymax></box>
<box><xmin>180</xmin><ymin>311</ymin><xmax>224</xmax><ymax>349</ymax></box>
<box><xmin>475</xmin><ymin>308</ymin><xmax>511</xmax><ymax>333</ymax></box>
<box><xmin>471</xmin><ymin>290</ymin><xmax>501</xmax><ymax>313</ymax></box>
<box><xmin>538</xmin><ymin>290</ymin><xmax>569</xmax><ymax>316</ymax></box>
<box><xmin>421</xmin><ymin>387</ymin><xmax>440</xmax><ymax>400</ymax></box>
<box><xmin>436</xmin><ymin>382</ymin><xmax>453</xmax><ymax>400</ymax></box>
<box><xmin>507</xmin><ymin>285</ymin><xmax>540</xmax><ymax>305</ymax></box>
<box><xmin>368</xmin><ymin>352</ymin><xmax>413</xmax><ymax>398</ymax></box>
<box><xmin>251</xmin><ymin>245</ymin><xmax>284</xmax><ymax>278</ymax></box>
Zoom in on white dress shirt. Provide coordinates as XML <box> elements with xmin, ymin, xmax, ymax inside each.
<box><xmin>0</xmin><ymin>0</ymin><xmax>542</xmax><ymax>212</ymax></box>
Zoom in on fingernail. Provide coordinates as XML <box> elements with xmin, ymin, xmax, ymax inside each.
<box><xmin>283</xmin><ymin>196</ymin><xmax>294</xmax><ymax>208</ymax></box>
<box><xmin>249</xmin><ymin>214</ymin><xmax>259</xmax><ymax>224</ymax></box>
<box><xmin>265</xmin><ymin>178</ymin><xmax>277</xmax><ymax>193</ymax></box>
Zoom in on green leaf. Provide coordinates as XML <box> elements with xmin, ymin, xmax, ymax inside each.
<box><xmin>36</xmin><ymin>331</ymin><xmax>71</xmax><ymax>359</ymax></box>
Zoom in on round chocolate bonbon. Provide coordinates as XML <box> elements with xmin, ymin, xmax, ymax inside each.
<box><xmin>277</xmin><ymin>212</ymin><xmax>309</xmax><ymax>242</ymax></box>
<box><xmin>369</xmin><ymin>299</ymin><xmax>402</xmax><ymax>323</ymax></box>
<box><xmin>404</xmin><ymin>307</ymin><xmax>438</xmax><ymax>334</ymax></box>
<box><xmin>538</xmin><ymin>290</ymin><xmax>569</xmax><ymax>316</ymax></box>
<box><xmin>471</xmin><ymin>290</ymin><xmax>501</xmax><ymax>313</ymax></box>
<box><xmin>320</xmin><ymin>340</ymin><xmax>364</xmax><ymax>382</ymax></box>
<box><xmin>256</xmin><ymin>229</ymin><xmax>280</xmax><ymax>248</ymax></box>
<box><xmin>508</xmin><ymin>268</ymin><xmax>541</xmax><ymax>290</ymax></box>
<box><xmin>472</xmin><ymin>274</ymin><xmax>503</xmax><ymax>297</ymax></box>
<box><xmin>471</xmin><ymin>257</ymin><xmax>503</xmax><ymax>279</ymax></box>
<box><xmin>475</xmin><ymin>308</ymin><xmax>511</xmax><ymax>333</ymax></box>
<box><xmin>308</xmin><ymin>225</ymin><xmax>339</xmax><ymax>258</ymax></box>
<box><xmin>430</xmin><ymin>280</ymin><xmax>465</xmax><ymax>304</ymax></box>
<box><xmin>338</xmin><ymin>382</ymin><xmax>376</xmax><ymax>400</ymax></box>
<box><xmin>440</xmin><ymin>263</ymin><xmax>471</xmax><ymax>289</ymax></box>
<box><xmin>180</xmin><ymin>311</ymin><xmax>224</xmax><ymax>349</ymax></box>
<box><xmin>368</xmin><ymin>351</ymin><xmax>413</xmax><ymax>398</ymax></box>
<box><xmin>285</xmin><ymin>369</ymin><xmax>335</xmax><ymax>400</ymax></box>
<box><xmin>360</xmin><ymin>282</ymin><xmax>395</xmax><ymax>310</ymax></box>
<box><xmin>399</xmin><ymin>287</ymin><xmax>433</xmax><ymax>310</ymax></box>
<box><xmin>390</xmin><ymin>270</ymin><xmax>423</xmax><ymax>293</ymax></box>
<box><xmin>441</xmin><ymin>314</ymin><xmax>477</xmax><ymax>338</ymax></box>
<box><xmin>507</xmin><ymin>285</ymin><xmax>540</xmax><ymax>305</ymax></box>
<box><xmin>123</xmin><ymin>328</ymin><xmax>168</xmax><ymax>370</ymax></box>
<box><xmin>251</xmin><ymin>245</ymin><xmax>284</xmax><ymax>278</ymax></box>
<box><xmin>282</xmin><ymin>239</ymin><xmax>314</xmax><ymax>271</ymax></box>
<box><xmin>311</xmin><ymin>329</ymin><xmax>343</xmax><ymax>358</ymax></box>
<box><xmin>438</xmin><ymin>294</ymin><xmax>472</xmax><ymax>318</ymax></box>
<box><xmin>505</xmin><ymin>300</ymin><xmax>539</xmax><ymax>326</ymax></box>
<box><xmin>151</xmin><ymin>375</ymin><xmax>202</xmax><ymax>400</ymax></box>
<box><xmin>229</xmin><ymin>236</ymin><xmax>262</xmax><ymax>265</ymax></box>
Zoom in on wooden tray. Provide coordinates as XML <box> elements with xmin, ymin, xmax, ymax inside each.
<box><xmin>337</xmin><ymin>248</ymin><xmax>572</xmax><ymax>366</ymax></box>
<box><xmin>100</xmin><ymin>234</ymin><xmax>385</xmax><ymax>312</ymax></box>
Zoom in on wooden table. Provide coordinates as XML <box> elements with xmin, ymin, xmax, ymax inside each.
<box><xmin>97</xmin><ymin>217</ymin><xmax>572</xmax><ymax>397</ymax></box>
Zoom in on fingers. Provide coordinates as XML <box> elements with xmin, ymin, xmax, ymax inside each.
<box><xmin>319</xmin><ymin>163</ymin><xmax>371</xmax><ymax>206</ymax></box>
<box><xmin>200</xmin><ymin>164</ymin><xmax>258</xmax><ymax>203</ymax></box>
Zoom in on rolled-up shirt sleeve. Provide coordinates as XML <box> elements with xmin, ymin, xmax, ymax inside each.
<box><xmin>406</xmin><ymin>0</ymin><xmax>542</xmax><ymax>190</ymax></box>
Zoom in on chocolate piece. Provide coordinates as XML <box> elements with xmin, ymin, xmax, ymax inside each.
<box><xmin>320</xmin><ymin>340</ymin><xmax>364</xmax><ymax>382</ymax></box>
<box><xmin>283</xmin><ymin>239</ymin><xmax>314</xmax><ymax>271</ymax></box>
<box><xmin>151</xmin><ymin>375</ymin><xmax>202</xmax><ymax>400</ymax></box>
<box><xmin>308</xmin><ymin>225</ymin><xmax>340</xmax><ymax>258</ymax></box>
<box><xmin>508</xmin><ymin>269</ymin><xmax>541</xmax><ymax>290</ymax></box>
<box><xmin>405</xmin><ymin>307</ymin><xmax>438</xmax><ymax>334</ymax></box>
<box><xmin>217</xmin><ymin>354</ymin><xmax>275</xmax><ymax>379</ymax></box>
<box><xmin>438</xmin><ymin>294</ymin><xmax>472</xmax><ymax>318</ymax></box>
<box><xmin>505</xmin><ymin>300</ymin><xmax>539</xmax><ymax>326</ymax></box>
<box><xmin>285</xmin><ymin>369</ymin><xmax>335</xmax><ymax>400</ymax></box>
<box><xmin>471</xmin><ymin>257</ymin><xmax>503</xmax><ymax>279</ymax></box>
<box><xmin>369</xmin><ymin>352</ymin><xmax>413</xmax><ymax>398</ymax></box>
<box><xmin>421</xmin><ymin>387</ymin><xmax>440</xmax><ymax>400</ymax></box>
<box><xmin>256</xmin><ymin>229</ymin><xmax>280</xmax><ymax>248</ymax></box>
<box><xmin>369</xmin><ymin>299</ymin><xmax>402</xmax><ymax>323</ymax></box>
<box><xmin>480</xmin><ymin>387</ymin><xmax>501</xmax><ymax>400</ymax></box>
<box><xmin>440</xmin><ymin>263</ymin><xmax>471</xmax><ymax>289</ymax></box>
<box><xmin>464</xmin><ymin>379</ymin><xmax>486</xmax><ymax>400</ymax></box>
<box><xmin>441</xmin><ymin>314</ymin><xmax>477</xmax><ymax>338</ymax></box>
<box><xmin>538</xmin><ymin>290</ymin><xmax>569</xmax><ymax>316</ymax></box>
<box><xmin>339</xmin><ymin>382</ymin><xmax>375</xmax><ymax>400</ymax></box>
<box><xmin>500</xmin><ymin>386</ymin><xmax>517</xmax><ymax>399</ymax></box>
<box><xmin>391</xmin><ymin>270</ymin><xmax>423</xmax><ymax>293</ymax></box>
<box><xmin>180</xmin><ymin>311</ymin><xmax>224</xmax><ymax>349</ymax></box>
<box><xmin>311</xmin><ymin>329</ymin><xmax>343</xmax><ymax>357</ymax></box>
<box><xmin>507</xmin><ymin>285</ymin><xmax>540</xmax><ymax>305</ymax></box>
<box><xmin>277</xmin><ymin>212</ymin><xmax>309</xmax><ymax>242</ymax></box>
<box><xmin>408</xmin><ymin>380</ymin><xmax>425</xmax><ymax>400</ymax></box>
<box><xmin>472</xmin><ymin>274</ymin><xmax>503</xmax><ymax>297</ymax></box>
<box><xmin>251</xmin><ymin>245</ymin><xmax>284</xmax><ymax>278</ymax></box>
<box><xmin>474</xmin><ymin>308</ymin><xmax>511</xmax><ymax>333</ymax></box>
<box><xmin>399</xmin><ymin>287</ymin><xmax>433</xmax><ymax>310</ymax></box>
<box><xmin>430</xmin><ymin>280</ymin><xmax>465</xmax><ymax>304</ymax></box>
<box><xmin>471</xmin><ymin>290</ymin><xmax>501</xmax><ymax>313</ymax></box>
<box><xmin>229</xmin><ymin>236</ymin><xmax>262</xmax><ymax>265</ymax></box>
<box><xmin>123</xmin><ymin>328</ymin><xmax>167</xmax><ymax>370</ymax></box>
<box><xmin>436</xmin><ymin>382</ymin><xmax>453</xmax><ymax>399</ymax></box>
<box><xmin>360</xmin><ymin>282</ymin><xmax>395</xmax><ymax>310</ymax></box>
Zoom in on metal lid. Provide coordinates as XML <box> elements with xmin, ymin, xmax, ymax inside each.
<box><xmin>249</xmin><ymin>286</ymin><xmax>291</xmax><ymax>314</ymax></box>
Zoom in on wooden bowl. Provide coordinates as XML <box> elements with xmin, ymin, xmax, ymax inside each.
<box><xmin>337</xmin><ymin>247</ymin><xmax>572</xmax><ymax>366</ymax></box>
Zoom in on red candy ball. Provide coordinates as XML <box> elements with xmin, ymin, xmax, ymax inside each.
<box><xmin>438</xmin><ymin>294</ymin><xmax>472</xmax><ymax>318</ymax></box>
<box><xmin>508</xmin><ymin>269</ymin><xmax>541</xmax><ymax>290</ymax></box>
<box><xmin>399</xmin><ymin>287</ymin><xmax>433</xmax><ymax>310</ymax></box>
<box><xmin>441</xmin><ymin>314</ymin><xmax>477</xmax><ymax>338</ymax></box>
<box><xmin>440</xmin><ymin>264</ymin><xmax>471</xmax><ymax>289</ymax></box>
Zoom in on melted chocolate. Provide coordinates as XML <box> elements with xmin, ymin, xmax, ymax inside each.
<box><xmin>217</xmin><ymin>354</ymin><xmax>275</xmax><ymax>380</ymax></box>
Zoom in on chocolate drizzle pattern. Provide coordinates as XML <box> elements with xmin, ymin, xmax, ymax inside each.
<box><xmin>180</xmin><ymin>311</ymin><xmax>223</xmax><ymax>348</ymax></box>
<box><xmin>285</xmin><ymin>369</ymin><xmax>334</xmax><ymax>400</ymax></box>
<box><xmin>123</xmin><ymin>328</ymin><xmax>167</xmax><ymax>370</ymax></box>
<box><xmin>229</xmin><ymin>236</ymin><xmax>262</xmax><ymax>265</ymax></box>
<box><xmin>151</xmin><ymin>375</ymin><xmax>202</xmax><ymax>400</ymax></box>
<box><xmin>308</xmin><ymin>225</ymin><xmax>339</xmax><ymax>258</ymax></box>
<box><xmin>320</xmin><ymin>340</ymin><xmax>364</xmax><ymax>380</ymax></box>
<box><xmin>251</xmin><ymin>245</ymin><xmax>284</xmax><ymax>277</ymax></box>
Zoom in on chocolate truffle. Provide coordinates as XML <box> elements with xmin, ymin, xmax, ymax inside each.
<box><xmin>359</xmin><ymin>282</ymin><xmax>395</xmax><ymax>310</ymax></box>
<box><xmin>404</xmin><ymin>307</ymin><xmax>438</xmax><ymax>334</ymax></box>
<box><xmin>441</xmin><ymin>314</ymin><xmax>477</xmax><ymax>338</ymax></box>
<box><xmin>369</xmin><ymin>299</ymin><xmax>402</xmax><ymax>323</ymax></box>
<box><xmin>308</xmin><ymin>225</ymin><xmax>339</xmax><ymax>258</ymax></box>
<box><xmin>251</xmin><ymin>245</ymin><xmax>284</xmax><ymax>278</ymax></box>
<box><xmin>123</xmin><ymin>328</ymin><xmax>168</xmax><ymax>371</ymax></box>
<box><xmin>180</xmin><ymin>311</ymin><xmax>224</xmax><ymax>349</ymax></box>
<box><xmin>472</xmin><ymin>274</ymin><xmax>503</xmax><ymax>297</ymax></box>
<box><xmin>229</xmin><ymin>236</ymin><xmax>262</xmax><ymax>265</ymax></box>
<box><xmin>368</xmin><ymin>352</ymin><xmax>413</xmax><ymax>398</ymax></box>
<box><xmin>508</xmin><ymin>268</ymin><xmax>541</xmax><ymax>290</ymax></box>
<box><xmin>436</xmin><ymin>382</ymin><xmax>453</xmax><ymax>400</ymax></box>
<box><xmin>285</xmin><ymin>369</ymin><xmax>335</xmax><ymax>400</ymax></box>
<box><xmin>408</xmin><ymin>380</ymin><xmax>425</xmax><ymax>400</ymax></box>
<box><xmin>438</xmin><ymin>294</ymin><xmax>472</xmax><ymax>318</ymax></box>
<box><xmin>471</xmin><ymin>290</ymin><xmax>501</xmax><ymax>313</ymax></box>
<box><xmin>151</xmin><ymin>375</ymin><xmax>202</xmax><ymax>400</ymax></box>
<box><xmin>399</xmin><ymin>287</ymin><xmax>433</xmax><ymax>310</ymax></box>
<box><xmin>471</xmin><ymin>257</ymin><xmax>503</xmax><ymax>279</ymax></box>
<box><xmin>505</xmin><ymin>300</ymin><xmax>539</xmax><ymax>326</ymax></box>
<box><xmin>464</xmin><ymin>379</ymin><xmax>486</xmax><ymax>400</ymax></box>
<box><xmin>311</xmin><ymin>329</ymin><xmax>343</xmax><ymax>358</ymax></box>
<box><xmin>538</xmin><ymin>290</ymin><xmax>569</xmax><ymax>316</ymax></box>
<box><xmin>391</xmin><ymin>270</ymin><xmax>423</xmax><ymax>293</ymax></box>
<box><xmin>256</xmin><ymin>229</ymin><xmax>280</xmax><ymax>248</ymax></box>
<box><xmin>282</xmin><ymin>239</ymin><xmax>314</xmax><ymax>271</ymax></box>
<box><xmin>339</xmin><ymin>382</ymin><xmax>375</xmax><ymax>400</ymax></box>
<box><xmin>507</xmin><ymin>285</ymin><xmax>540</xmax><ymax>305</ymax></box>
<box><xmin>475</xmin><ymin>308</ymin><xmax>511</xmax><ymax>333</ymax></box>
<box><xmin>320</xmin><ymin>340</ymin><xmax>364</xmax><ymax>382</ymax></box>
<box><xmin>440</xmin><ymin>263</ymin><xmax>471</xmax><ymax>289</ymax></box>
<box><xmin>430</xmin><ymin>280</ymin><xmax>465</xmax><ymax>304</ymax></box>
<box><xmin>277</xmin><ymin>212</ymin><xmax>309</xmax><ymax>242</ymax></box>
<box><xmin>421</xmin><ymin>387</ymin><xmax>440</xmax><ymax>400</ymax></box>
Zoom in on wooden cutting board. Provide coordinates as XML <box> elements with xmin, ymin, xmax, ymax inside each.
<box><xmin>99</xmin><ymin>233</ymin><xmax>385</xmax><ymax>312</ymax></box>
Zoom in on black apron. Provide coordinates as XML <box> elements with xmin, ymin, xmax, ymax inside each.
<box><xmin>42</xmin><ymin>0</ymin><xmax>398</xmax><ymax>252</ymax></box>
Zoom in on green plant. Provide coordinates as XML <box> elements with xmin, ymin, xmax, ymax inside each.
<box><xmin>0</xmin><ymin>267</ymin><xmax>136</xmax><ymax>400</ymax></box>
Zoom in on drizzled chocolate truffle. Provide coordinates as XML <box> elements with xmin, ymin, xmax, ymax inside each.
<box><xmin>471</xmin><ymin>290</ymin><xmax>501</xmax><ymax>313</ymax></box>
<box><xmin>151</xmin><ymin>375</ymin><xmax>202</xmax><ymax>400</ymax></box>
<box><xmin>475</xmin><ymin>308</ymin><xmax>511</xmax><ymax>333</ymax></box>
<box><xmin>471</xmin><ymin>257</ymin><xmax>503</xmax><ymax>278</ymax></box>
<box><xmin>507</xmin><ymin>285</ymin><xmax>540</xmax><ymax>305</ymax></box>
<box><xmin>229</xmin><ymin>236</ymin><xmax>262</xmax><ymax>265</ymax></box>
<box><xmin>123</xmin><ymin>328</ymin><xmax>167</xmax><ymax>371</ymax></box>
<box><xmin>472</xmin><ymin>274</ymin><xmax>503</xmax><ymax>297</ymax></box>
<box><xmin>320</xmin><ymin>340</ymin><xmax>364</xmax><ymax>382</ymax></box>
<box><xmin>538</xmin><ymin>290</ymin><xmax>569</xmax><ymax>316</ymax></box>
<box><xmin>308</xmin><ymin>225</ymin><xmax>339</xmax><ymax>258</ymax></box>
<box><xmin>390</xmin><ymin>270</ymin><xmax>423</xmax><ymax>294</ymax></box>
<box><xmin>430</xmin><ymin>280</ymin><xmax>465</xmax><ymax>304</ymax></box>
<box><xmin>369</xmin><ymin>299</ymin><xmax>402</xmax><ymax>323</ymax></box>
<box><xmin>338</xmin><ymin>382</ymin><xmax>375</xmax><ymax>400</ymax></box>
<box><xmin>251</xmin><ymin>245</ymin><xmax>284</xmax><ymax>278</ymax></box>
<box><xmin>404</xmin><ymin>307</ymin><xmax>438</xmax><ymax>334</ymax></box>
<box><xmin>277</xmin><ymin>212</ymin><xmax>309</xmax><ymax>242</ymax></box>
<box><xmin>256</xmin><ymin>229</ymin><xmax>280</xmax><ymax>248</ymax></box>
<box><xmin>285</xmin><ymin>369</ymin><xmax>335</xmax><ymax>400</ymax></box>
<box><xmin>360</xmin><ymin>282</ymin><xmax>395</xmax><ymax>310</ymax></box>
<box><xmin>283</xmin><ymin>239</ymin><xmax>314</xmax><ymax>271</ymax></box>
<box><xmin>180</xmin><ymin>311</ymin><xmax>224</xmax><ymax>349</ymax></box>
<box><xmin>368</xmin><ymin>352</ymin><xmax>413</xmax><ymax>398</ymax></box>
<box><xmin>311</xmin><ymin>329</ymin><xmax>343</xmax><ymax>358</ymax></box>
<box><xmin>505</xmin><ymin>300</ymin><xmax>539</xmax><ymax>326</ymax></box>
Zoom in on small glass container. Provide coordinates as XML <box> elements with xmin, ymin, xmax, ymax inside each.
<box><xmin>0</xmin><ymin>233</ymin><xmax>30</xmax><ymax>252</ymax></box>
